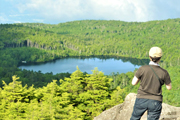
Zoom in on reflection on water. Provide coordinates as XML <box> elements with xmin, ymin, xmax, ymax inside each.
<box><xmin>18</xmin><ymin>56</ymin><xmax>149</xmax><ymax>75</ymax></box>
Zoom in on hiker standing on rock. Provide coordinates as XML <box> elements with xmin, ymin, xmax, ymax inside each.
<box><xmin>130</xmin><ymin>47</ymin><xmax>172</xmax><ymax>120</ymax></box>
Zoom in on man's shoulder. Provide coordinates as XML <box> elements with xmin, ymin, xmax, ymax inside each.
<box><xmin>139</xmin><ymin>65</ymin><xmax>150</xmax><ymax>69</ymax></box>
<box><xmin>148</xmin><ymin>65</ymin><xmax>169</xmax><ymax>74</ymax></box>
<box><xmin>138</xmin><ymin>65</ymin><xmax>168</xmax><ymax>73</ymax></box>
<box><xmin>136</xmin><ymin>65</ymin><xmax>150</xmax><ymax>73</ymax></box>
<box><xmin>158</xmin><ymin>67</ymin><xmax>168</xmax><ymax>73</ymax></box>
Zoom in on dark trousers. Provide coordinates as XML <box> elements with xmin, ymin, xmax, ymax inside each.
<box><xmin>130</xmin><ymin>98</ymin><xmax>162</xmax><ymax>120</ymax></box>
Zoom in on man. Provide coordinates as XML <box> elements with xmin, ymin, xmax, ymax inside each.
<box><xmin>130</xmin><ymin>47</ymin><xmax>172</xmax><ymax>120</ymax></box>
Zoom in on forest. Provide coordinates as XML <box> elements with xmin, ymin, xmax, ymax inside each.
<box><xmin>0</xmin><ymin>18</ymin><xmax>180</xmax><ymax>119</ymax></box>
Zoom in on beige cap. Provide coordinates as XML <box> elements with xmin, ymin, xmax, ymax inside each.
<box><xmin>149</xmin><ymin>47</ymin><xmax>162</xmax><ymax>57</ymax></box>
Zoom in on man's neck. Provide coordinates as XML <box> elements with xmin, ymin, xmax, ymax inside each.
<box><xmin>149</xmin><ymin>61</ymin><xmax>160</xmax><ymax>66</ymax></box>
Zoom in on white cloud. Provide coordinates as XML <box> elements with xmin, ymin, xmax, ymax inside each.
<box><xmin>9</xmin><ymin>14</ymin><xmax>21</xmax><ymax>17</ymax></box>
<box><xmin>1</xmin><ymin>13</ymin><xmax>25</xmax><ymax>24</ymax></box>
<box><xmin>85</xmin><ymin>0</ymin><xmax>154</xmax><ymax>21</ymax></box>
<box><xmin>33</xmin><ymin>19</ymin><xmax>44</xmax><ymax>23</ymax></box>
<box><xmin>14</xmin><ymin>21</ymin><xmax>21</xmax><ymax>23</ymax></box>
<box><xmin>0</xmin><ymin>15</ymin><xmax>15</xmax><ymax>24</ymax></box>
<box><xmin>0</xmin><ymin>15</ymin><xmax>9</xmax><ymax>23</ymax></box>
<box><xmin>0</xmin><ymin>16</ymin><xmax>6</xmax><ymax>22</ymax></box>
<box><xmin>8</xmin><ymin>0</ymin><xmax>180</xmax><ymax>23</ymax></box>
<box><xmin>9</xmin><ymin>14</ymin><xmax>34</xmax><ymax>17</ymax></box>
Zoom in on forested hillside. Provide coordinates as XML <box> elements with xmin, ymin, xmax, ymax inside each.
<box><xmin>1</xmin><ymin>19</ymin><xmax>180</xmax><ymax>65</ymax></box>
<box><xmin>0</xmin><ymin>19</ymin><xmax>180</xmax><ymax>119</ymax></box>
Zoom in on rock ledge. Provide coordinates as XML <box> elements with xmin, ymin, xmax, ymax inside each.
<box><xmin>94</xmin><ymin>93</ymin><xmax>180</xmax><ymax>120</ymax></box>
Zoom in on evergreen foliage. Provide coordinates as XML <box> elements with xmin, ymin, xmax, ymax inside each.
<box><xmin>0</xmin><ymin>70</ymin><xmax>124</xmax><ymax>120</ymax></box>
<box><xmin>0</xmin><ymin>19</ymin><xmax>180</xmax><ymax>119</ymax></box>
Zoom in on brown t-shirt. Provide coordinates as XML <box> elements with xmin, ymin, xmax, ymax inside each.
<box><xmin>136</xmin><ymin>65</ymin><xmax>171</xmax><ymax>102</ymax></box>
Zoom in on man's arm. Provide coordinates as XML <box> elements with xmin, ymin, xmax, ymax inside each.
<box><xmin>166</xmin><ymin>83</ymin><xmax>172</xmax><ymax>90</ymax></box>
<box><xmin>132</xmin><ymin>76</ymin><xmax>139</xmax><ymax>85</ymax></box>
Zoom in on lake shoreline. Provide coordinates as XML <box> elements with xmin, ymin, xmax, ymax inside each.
<box><xmin>18</xmin><ymin>56</ymin><xmax>149</xmax><ymax>75</ymax></box>
<box><xmin>18</xmin><ymin>55</ymin><xmax>149</xmax><ymax>66</ymax></box>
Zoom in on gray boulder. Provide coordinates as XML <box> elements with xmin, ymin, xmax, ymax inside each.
<box><xmin>94</xmin><ymin>93</ymin><xmax>180</xmax><ymax>120</ymax></box>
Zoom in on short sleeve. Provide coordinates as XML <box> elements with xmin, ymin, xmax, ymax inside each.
<box><xmin>164</xmin><ymin>71</ymin><xmax>171</xmax><ymax>85</ymax></box>
<box><xmin>135</xmin><ymin>66</ymin><xmax>143</xmax><ymax>79</ymax></box>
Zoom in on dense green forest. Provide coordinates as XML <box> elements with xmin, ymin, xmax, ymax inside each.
<box><xmin>0</xmin><ymin>19</ymin><xmax>180</xmax><ymax>119</ymax></box>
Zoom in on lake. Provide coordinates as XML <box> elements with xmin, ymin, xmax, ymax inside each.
<box><xmin>18</xmin><ymin>56</ymin><xmax>149</xmax><ymax>75</ymax></box>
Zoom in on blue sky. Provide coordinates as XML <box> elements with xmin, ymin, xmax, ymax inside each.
<box><xmin>1</xmin><ymin>0</ymin><xmax>180</xmax><ymax>24</ymax></box>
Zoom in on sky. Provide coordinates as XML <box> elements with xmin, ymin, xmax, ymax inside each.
<box><xmin>0</xmin><ymin>0</ymin><xmax>180</xmax><ymax>24</ymax></box>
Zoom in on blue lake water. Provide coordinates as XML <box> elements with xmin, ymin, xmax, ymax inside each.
<box><xmin>18</xmin><ymin>57</ymin><xmax>148</xmax><ymax>75</ymax></box>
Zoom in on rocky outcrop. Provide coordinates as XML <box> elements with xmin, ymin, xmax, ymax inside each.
<box><xmin>94</xmin><ymin>93</ymin><xmax>180</xmax><ymax>120</ymax></box>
